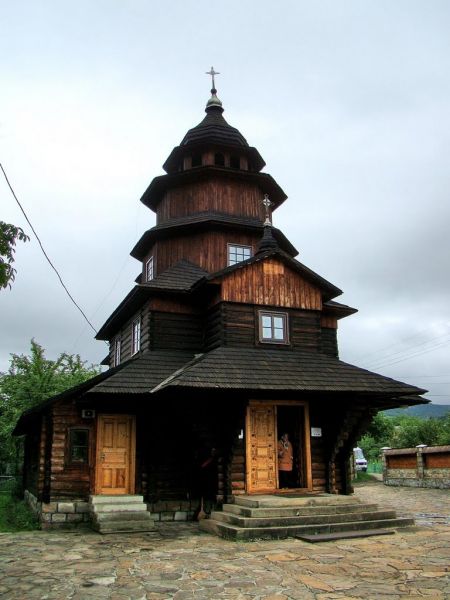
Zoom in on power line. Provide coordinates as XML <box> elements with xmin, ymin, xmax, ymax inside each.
<box><xmin>1</xmin><ymin>162</ymin><xmax>98</xmax><ymax>335</ymax></box>
<box><xmin>366</xmin><ymin>338</ymin><xmax>450</xmax><ymax>370</ymax></box>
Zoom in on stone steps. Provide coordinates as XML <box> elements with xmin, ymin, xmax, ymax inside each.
<box><xmin>200</xmin><ymin>494</ymin><xmax>414</xmax><ymax>541</ymax></box>
<box><xmin>89</xmin><ymin>495</ymin><xmax>155</xmax><ymax>534</ymax></box>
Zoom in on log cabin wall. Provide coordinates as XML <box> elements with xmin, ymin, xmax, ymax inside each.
<box><xmin>204</xmin><ymin>302</ymin><xmax>322</xmax><ymax>352</ymax></box>
<box><xmin>149</xmin><ymin>311</ymin><xmax>203</xmax><ymax>351</ymax></box>
<box><xmin>150</xmin><ymin>230</ymin><xmax>260</xmax><ymax>275</ymax></box>
<box><xmin>156</xmin><ymin>178</ymin><xmax>267</xmax><ymax>224</ymax></box>
<box><xmin>321</xmin><ymin>327</ymin><xmax>339</xmax><ymax>357</ymax></box>
<box><xmin>107</xmin><ymin>303</ymin><xmax>151</xmax><ymax>367</ymax></box>
<box><xmin>218</xmin><ymin>260</ymin><xmax>323</xmax><ymax>310</ymax></box>
<box><xmin>49</xmin><ymin>400</ymin><xmax>95</xmax><ymax>501</ymax></box>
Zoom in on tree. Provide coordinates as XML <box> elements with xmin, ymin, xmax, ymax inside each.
<box><xmin>0</xmin><ymin>221</ymin><xmax>29</xmax><ymax>289</ymax></box>
<box><xmin>359</xmin><ymin>411</ymin><xmax>450</xmax><ymax>462</ymax></box>
<box><xmin>0</xmin><ymin>340</ymin><xmax>100</xmax><ymax>472</ymax></box>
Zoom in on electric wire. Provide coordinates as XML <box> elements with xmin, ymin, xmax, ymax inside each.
<box><xmin>1</xmin><ymin>162</ymin><xmax>98</xmax><ymax>335</ymax></box>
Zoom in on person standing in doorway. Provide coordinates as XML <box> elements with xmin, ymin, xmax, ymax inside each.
<box><xmin>278</xmin><ymin>432</ymin><xmax>293</xmax><ymax>488</ymax></box>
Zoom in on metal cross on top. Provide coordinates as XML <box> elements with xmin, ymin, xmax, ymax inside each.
<box><xmin>206</xmin><ymin>66</ymin><xmax>220</xmax><ymax>90</ymax></box>
<box><xmin>262</xmin><ymin>193</ymin><xmax>273</xmax><ymax>225</ymax></box>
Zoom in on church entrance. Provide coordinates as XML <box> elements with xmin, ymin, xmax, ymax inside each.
<box><xmin>245</xmin><ymin>401</ymin><xmax>312</xmax><ymax>494</ymax></box>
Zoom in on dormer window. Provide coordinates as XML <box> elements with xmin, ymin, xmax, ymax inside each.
<box><xmin>228</xmin><ymin>244</ymin><xmax>252</xmax><ymax>266</ymax></box>
<box><xmin>145</xmin><ymin>256</ymin><xmax>154</xmax><ymax>281</ymax></box>
<box><xmin>214</xmin><ymin>152</ymin><xmax>225</xmax><ymax>166</ymax></box>
<box><xmin>259</xmin><ymin>311</ymin><xmax>288</xmax><ymax>344</ymax></box>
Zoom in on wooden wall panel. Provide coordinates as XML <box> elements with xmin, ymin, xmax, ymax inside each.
<box><xmin>108</xmin><ymin>304</ymin><xmax>151</xmax><ymax>367</ymax></box>
<box><xmin>219</xmin><ymin>260</ymin><xmax>322</xmax><ymax>311</ymax></box>
<box><xmin>49</xmin><ymin>401</ymin><xmax>94</xmax><ymax>501</ymax></box>
<box><xmin>155</xmin><ymin>231</ymin><xmax>260</xmax><ymax>275</ymax></box>
<box><xmin>321</xmin><ymin>327</ymin><xmax>338</xmax><ymax>358</ymax></box>
<box><xmin>157</xmin><ymin>178</ymin><xmax>266</xmax><ymax>223</ymax></box>
<box><xmin>150</xmin><ymin>312</ymin><xmax>203</xmax><ymax>351</ymax></box>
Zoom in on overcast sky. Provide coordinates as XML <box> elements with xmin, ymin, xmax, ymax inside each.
<box><xmin>1</xmin><ymin>1</ymin><xmax>449</xmax><ymax>405</ymax></box>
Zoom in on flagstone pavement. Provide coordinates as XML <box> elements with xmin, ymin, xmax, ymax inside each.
<box><xmin>0</xmin><ymin>480</ymin><xmax>449</xmax><ymax>600</ymax></box>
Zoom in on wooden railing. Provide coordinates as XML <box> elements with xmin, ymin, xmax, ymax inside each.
<box><xmin>382</xmin><ymin>445</ymin><xmax>450</xmax><ymax>489</ymax></box>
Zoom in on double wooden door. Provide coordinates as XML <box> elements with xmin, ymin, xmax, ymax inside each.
<box><xmin>95</xmin><ymin>414</ymin><xmax>136</xmax><ymax>495</ymax></box>
<box><xmin>246</xmin><ymin>401</ymin><xmax>312</xmax><ymax>493</ymax></box>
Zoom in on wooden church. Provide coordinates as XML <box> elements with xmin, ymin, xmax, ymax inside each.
<box><xmin>15</xmin><ymin>72</ymin><xmax>426</xmax><ymax>532</ymax></box>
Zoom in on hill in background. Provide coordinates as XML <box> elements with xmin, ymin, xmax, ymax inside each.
<box><xmin>384</xmin><ymin>403</ymin><xmax>450</xmax><ymax>418</ymax></box>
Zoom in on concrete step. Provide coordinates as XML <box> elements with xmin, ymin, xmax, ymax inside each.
<box><xmin>90</xmin><ymin>502</ymin><xmax>147</xmax><ymax>513</ymax></box>
<box><xmin>93</xmin><ymin>519</ymin><xmax>156</xmax><ymax>534</ymax></box>
<box><xmin>222</xmin><ymin>502</ymin><xmax>381</xmax><ymax>518</ymax></box>
<box><xmin>200</xmin><ymin>517</ymin><xmax>415</xmax><ymax>541</ymax></box>
<box><xmin>90</xmin><ymin>495</ymin><xmax>144</xmax><ymax>505</ymax></box>
<box><xmin>93</xmin><ymin>511</ymin><xmax>155</xmax><ymax>523</ymax></box>
<box><xmin>234</xmin><ymin>494</ymin><xmax>362</xmax><ymax>509</ymax></box>
<box><xmin>212</xmin><ymin>509</ymin><xmax>398</xmax><ymax>528</ymax></box>
<box><xmin>297</xmin><ymin>529</ymin><xmax>396</xmax><ymax>543</ymax></box>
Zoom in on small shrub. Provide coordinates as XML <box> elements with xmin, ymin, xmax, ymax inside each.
<box><xmin>0</xmin><ymin>492</ymin><xmax>39</xmax><ymax>532</ymax></box>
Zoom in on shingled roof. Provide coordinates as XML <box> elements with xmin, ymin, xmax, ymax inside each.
<box><xmin>151</xmin><ymin>347</ymin><xmax>427</xmax><ymax>398</ymax></box>
<box><xmin>140</xmin><ymin>260</ymin><xmax>208</xmax><ymax>293</ymax></box>
<box><xmin>87</xmin><ymin>350</ymin><xmax>195</xmax><ymax>395</ymax></box>
<box><xmin>130</xmin><ymin>213</ymin><xmax>299</xmax><ymax>260</ymax></box>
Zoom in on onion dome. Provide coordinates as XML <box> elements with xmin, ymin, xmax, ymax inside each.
<box><xmin>180</xmin><ymin>88</ymin><xmax>249</xmax><ymax>148</ymax></box>
<box><xmin>256</xmin><ymin>223</ymin><xmax>280</xmax><ymax>254</ymax></box>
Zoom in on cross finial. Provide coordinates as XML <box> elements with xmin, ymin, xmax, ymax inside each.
<box><xmin>206</xmin><ymin>66</ymin><xmax>220</xmax><ymax>91</ymax></box>
<box><xmin>262</xmin><ymin>194</ymin><xmax>273</xmax><ymax>225</ymax></box>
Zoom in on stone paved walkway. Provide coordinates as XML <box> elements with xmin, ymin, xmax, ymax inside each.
<box><xmin>0</xmin><ymin>480</ymin><xmax>449</xmax><ymax>599</ymax></box>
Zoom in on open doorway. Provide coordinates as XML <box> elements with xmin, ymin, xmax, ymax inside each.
<box><xmin>276</xmin><ymin>405</ymin><xmax>305</xmax><ymax>489</ymax></box>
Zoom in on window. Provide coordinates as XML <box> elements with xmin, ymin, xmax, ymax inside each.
<box><xmin>132</xmin><ymin>318</ymin><xmax>141</xmax><ymax>355</ymax></box>
<box><xmin>113</xmin><ymin>337</ymin><xmax>121</xmax><ymax>366</ymax></box>
<box><xmin>259</xmin><ymin>311</ymin><xmax>288</xmax><ymax>344</ymax></box>
<box><xmin>69</xmin><ymin>429</ymin><xmax>89</xmax><ymax>464</ymax></box>
<box><xmin>230</xmin><ymin>155</ymin><xmax>240</xmax><ymax>169</ymax></box>
<box><xmin>145</xmin><ymin>256</ymin><xmax>154</xmax><ymax>281</ymax></box>
<box><xmin>214</xmin><ymin>152</ymin><xmax>225</xmax><ymax>166</ymax></box>
<box><xmin>228</xmin><ymin>244</ymin><xmax>252</xmax><ymax>266</ymax></box>
<box><xmin>191</xmin><ymin>153</ymin><xmax>202</xmax><ymax>167</ymax></box>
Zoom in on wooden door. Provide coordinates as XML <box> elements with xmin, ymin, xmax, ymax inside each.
<box><xmin>246</xmin><ymin>404</ymin><xmax>277</xmax><ymax>493</ymax></box>
<box><xmin>95</xmin><ymin>414</ymin><xmax>136</xmax><ymax>495</ymax></box>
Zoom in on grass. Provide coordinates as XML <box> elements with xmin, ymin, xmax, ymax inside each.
<box><xmin>353</xmin><ymin>471</ymin><xmax>380</xmax><ymax>483</ymax></box>
<box><xmin>0</xmin><ymin>479</ymin><xmax>39</xmax><ymax>532</ymax></box>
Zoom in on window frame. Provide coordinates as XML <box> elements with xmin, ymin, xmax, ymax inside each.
<box><xmin>131</xmin><ymin>317</ymin><xmax>141</xmax><ymax>355</ymax></box>
<box><xmin>68</xmin><ymin>428</ymin><xmax>90</xmax><ymax>465</ymax></box>
<box><xmin>258</xmin><ymin>310</ymin><xmax>289</xmax><ymax>345</ymax></box>
<box><xmin>227</xmin><ymin>243</ymin><xmax>253</xmax><ymax>266</ymax></box>
<box><xmin>145</xmin><ymin>256</ymin><xmax>154</xmax><ymax>281</ymax></box>
<box><xmin>113</xmin><ymin>336</ymin><xmax>121</xmax><ymax>367</ymax></box>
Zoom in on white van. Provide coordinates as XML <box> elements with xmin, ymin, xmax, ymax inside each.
<box><xmin>353</xmin><ymin>447</ymin><xmax>368</xmax><ymax>472</ymax></box>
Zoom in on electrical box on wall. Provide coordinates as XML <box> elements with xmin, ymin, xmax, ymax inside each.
<box><xmin>81</xmin><ymin>409</ymin><xmax>95</xmax><ymax>419</ymax></box>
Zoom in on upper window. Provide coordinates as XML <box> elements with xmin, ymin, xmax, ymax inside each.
<box><xmin>230</xmin><ymin>155</ymin><xmax>240</xmax><ymax>169</ymax></box>
<box><xmin>214</xmin><ymin>152</ymin><xmax>225</xmax><ymax>166</ymax></box>
<box><xmin>259</xmin><ymin>311</ymin><xmax>289</xmax><ymax>344</ymax></box>
<box><xmin>145</xmin><ymin>256</ymin><xmax>154</xmax><ymax>281</ymax></box>
<box><xmin>191</xmin><ymin>153</ymin><xmax>202</xmax><ymax>167</ymax></box>
<box><xmin>69</xmin><ymin>429</ymin><xmax>89</xmax><ymax>464</ymax></box>
<box><xmin>228</xmin><ymin>244</ymin><xmax>252</xmax><ymax>266</ymax></box>
<box><xmin>132</xmin><ymin>318</ymin><xmax>141</xmax><ymax>355</ymax></box>
<box><xmin>113</xmin><ymin>337</ymin><xmax>121</xmax><ymax>367</ymax></box>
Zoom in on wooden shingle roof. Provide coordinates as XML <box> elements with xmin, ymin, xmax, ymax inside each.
<box><xmin>151</xmin><ymin>347</ymin><xmax>427</xmax><ymax>397</ymax></box>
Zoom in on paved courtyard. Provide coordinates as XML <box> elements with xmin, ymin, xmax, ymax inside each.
<box><xmin>0</xmin><ymin>480</ymin><xmax>449</xmax><ymax>600</ymax></box>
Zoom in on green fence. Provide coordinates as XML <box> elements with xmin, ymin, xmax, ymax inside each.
<box><xmin>367</xmin><ymin>461</ymin><xmax>382</xmax><ymax>474</ymax></box>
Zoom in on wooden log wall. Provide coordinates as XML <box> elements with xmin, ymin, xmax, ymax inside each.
<box><xmin>151</xmin><ymin>230</ymin><xmax>260</xmax><ymax>275</ymax></box>
<box><xmin>107</xmin><ymin>304</ymin><xmax>151</xmax><ymax>367</ymax></box>
<box><xmin>150</xmin><ymin>311</ymin><xmax>203</xmax><ymax>351</ymax></box>
<box><xmin>157</xmin><ymin>178</ymin><xmax>266</xmax><ymax>223</ymax></box>
<box><xmin>321</xmin><ymin>327</ymin><xmax>339</xmax><ymax>357</ymax></box>
<box><xmin>205</xmin><ymin>302</ymin><xmax>322</xmax><ymax>352</ymax></box>
<box><xmin>49</xmin><ymin>400</ymin><xmax>95</xmax><ymax>501</ymax></box>
<box><xmin>218</xmin><ymin>260</ymin><xmax>323</xmax><ymax>310</ymax></box>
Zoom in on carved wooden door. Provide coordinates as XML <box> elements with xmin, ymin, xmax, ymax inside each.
<box><xmin>95</xmin><ymin>414</ymin><xmax>136</xmax><ymax>495</ymax></box>
<box><xmin>246</xmin><ymin>404</ymin><xmax>277</xmax><ymax>493</ymax></box>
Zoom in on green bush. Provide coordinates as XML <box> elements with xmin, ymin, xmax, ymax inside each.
<box><xmin>0</xmin><ymin>490</ymin><xmax>39</xmax><ymax>532</ymax></box>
